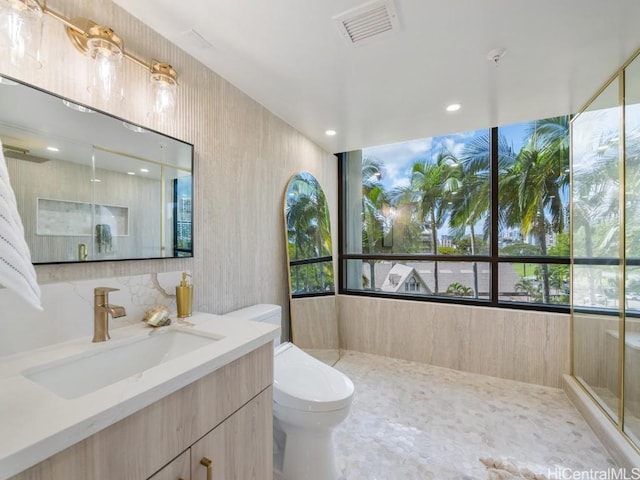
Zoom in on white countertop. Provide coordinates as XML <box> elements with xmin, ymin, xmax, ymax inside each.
<box><xmin>0</xmin><ymin>312</ymin><xmax>279</xmax><ymax>479</ymax></box>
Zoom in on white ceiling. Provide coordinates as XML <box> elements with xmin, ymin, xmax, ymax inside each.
<box><xmin>114</xmin><ymin>0</ymin><xmax>640</xmax><ymax>154</ymax></box>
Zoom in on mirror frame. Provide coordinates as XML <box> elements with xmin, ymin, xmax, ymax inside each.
<box><xmin>284</xmin><ymin>172</ymin><xmax>335</xmax><ymax>297</ymax></box>
<box><xmin>284</xmin><ymin>172</ymin><xmax>340</xmax><ymax>366</ymax></box>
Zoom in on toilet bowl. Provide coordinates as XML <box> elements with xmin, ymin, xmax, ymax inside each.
<box><xmin>274</xmin><ymin>342</ymin><xmax>354</xmax><ymax>479</ymax></box>
<box><xmin>224</xmin><ymin>304</ymin><xmax>354</xmax><ymax>480</ymax></box>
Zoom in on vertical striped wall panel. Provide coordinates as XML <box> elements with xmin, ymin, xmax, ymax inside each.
<box><xmin>1</xmin><ymin>0</ymin><xmax>338</xmax><ymax>341</ymax></box>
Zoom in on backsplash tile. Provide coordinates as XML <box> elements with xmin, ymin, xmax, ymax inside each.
<box><xmin>0</xmin><ymin>271</ymin><xmax>183</xmax><ymax>357</ymax></box>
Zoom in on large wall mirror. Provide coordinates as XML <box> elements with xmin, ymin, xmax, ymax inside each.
<box><xmin>284</xmin><ymin>172</ymin><xmax>339</xmax><ymax>366</ymax></box>
<box><xmin>0</xmin><ymin>74</ymin><xmax>193</xmax><ymax>263</ymax></box>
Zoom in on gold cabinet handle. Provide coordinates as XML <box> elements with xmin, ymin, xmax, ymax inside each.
<box><xmin>200</xmin><ymin>457</ymin><xmax>213</xmax><ymax>480</ymax></box>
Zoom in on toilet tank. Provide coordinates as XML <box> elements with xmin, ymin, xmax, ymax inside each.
<box><xmin>224</xmin><ymin>304</ymin><xmax>282</xmax><ymax>346</ymax></box>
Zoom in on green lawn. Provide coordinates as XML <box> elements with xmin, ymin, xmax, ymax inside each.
<box><xmin>511</xmin><ymin>263</ymin><xmax>537</xmax><ymax>278</ymax></box>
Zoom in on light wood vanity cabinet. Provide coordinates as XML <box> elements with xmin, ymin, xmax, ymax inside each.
<box><xmin>147</xmin><ymin>451</ymin><xmax>190</xmax><ymax>480</ymax></box>
<box><xmin>12</xmin><ymin>344</ymin><xmax>273</xmax><ymax>480</ymax></box>
<box><xmin>148</xmin><ymin>388</ymin><xmax>272</xmax><ymax>480</ymax></box>
<box><xmin>190</xmin><ymin>387</ymin><xmax>272</xmax><ymax>480</ymax></box>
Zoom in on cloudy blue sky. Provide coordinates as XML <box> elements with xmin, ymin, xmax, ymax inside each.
<box><xmin>360</xmin><ymin>120</ymin><xmax>544</xmax><ymax>239</ymax></box>
<box><xmin>363</xmin><ymin>121</ymin><xmax>531</xmax><ymax>191</ymax></box>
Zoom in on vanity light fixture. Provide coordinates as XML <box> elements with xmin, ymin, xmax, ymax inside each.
<box><xmin>149</xmin><ymin>60</ymin><xmax>177</xmax><ymax>120</ymax></box>
<box><xmin>0</xmin><ymin>2</ymin><xmax>179</xmax><ymax>120</ymax></box>
<box><xmin>63</xmin><ymin>16</ymin><xmax>178</xmax><ymax>117</ymax></box>
<box><xmin>65</xmin><ymin>19</ymin><xmax>124</xmax><ymax>105</ymax></box>
<box><xmin>0</xmin><ymin>0</ymin><xmax>43</xmax><ymax>69</ymax></box>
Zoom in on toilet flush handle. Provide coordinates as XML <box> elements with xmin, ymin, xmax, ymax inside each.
<box><xmin>200</xmin><ymin>457</ymin><xmax>213</xmax><ymax>480</ymax></box>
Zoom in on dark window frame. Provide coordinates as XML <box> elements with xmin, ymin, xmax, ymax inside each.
<box><xmin>337</xmin><ymin>125</ymin><xmax>571</xmax><ymax>313</ymax></box>
<box><xmin>289</xmin><ymin>256</ymin><xmax>336</xmax><ymax>298</ymax></box>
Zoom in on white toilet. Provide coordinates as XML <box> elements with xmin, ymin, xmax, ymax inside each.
<box><xmin>224</xmin><ymin>304</ymin><xmax>354</xmax><ymax>480</ymax></box>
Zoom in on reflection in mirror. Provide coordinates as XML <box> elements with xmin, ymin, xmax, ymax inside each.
<box><xmin>624</xmin><ymin>54</ymin><xmax>640</xmax><ymax>446</ymax></box>
<box><xmin>284</xmin><ymin>172</ymin><xmax>339</xmax><ymax>366</ymax></box>
<box><xmin>0</xmin><ymin>74</ymin><xmax>193</xmax><ymax>263</ymax></box>
<box><xmin>571</xmin><ymin>77</ymin><xmax>621</xmax><ymax>423</ymax></box>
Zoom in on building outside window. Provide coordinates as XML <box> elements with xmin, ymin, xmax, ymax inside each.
<box><xmin>174</xmin><ymin>176</ymin><xmax>193</xmax><ymax>256</ymax></box>
<box><xmin>339</xmin><ymin>115</ymin><xmax>570</xmax><ymax>310</ymax></box>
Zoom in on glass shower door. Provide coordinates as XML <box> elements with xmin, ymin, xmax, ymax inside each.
<box><xmin>624</xmin><ymin>54</ymin><xmax>640</xmax><ymax>444</ymax></box>
<box><xmin>571</xmin><ymin>77</ymin><xmax>622</xmax><ymax>423</ymax></box>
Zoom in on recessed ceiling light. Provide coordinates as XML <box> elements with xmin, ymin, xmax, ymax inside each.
<box><xmin>325</xmin><ymin>129</ymin><xmax>337</xmax><ymax>136</ymax></box>
<box><xmin>127</xmin><ymin>171</ymin><xmax>136</xmax><ymax>175</ymax></box>
<box><xmin>46</xmin><ymin>146</ymin><xmax>59</xmax><ymax>152</ymax></box>
<box><xmin>446</xmin><ymin>103</ymin><xmax>461</xmax><ymax>112</ymax></box>
<box><xmin>140</xmin><ymin>168</ymin><xmax>149</xmax><ymax>173</ymax></box>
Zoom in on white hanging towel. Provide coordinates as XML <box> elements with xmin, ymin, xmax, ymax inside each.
<box><xmin>0</xmin><ymin>139</ymin><xmax>42</xmax><ymax>310</ymax></box>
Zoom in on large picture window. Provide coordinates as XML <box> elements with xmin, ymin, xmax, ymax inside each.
<box><xmin>339</xmin><ymin>115</ymin><xmax>570</xmax><ymax>310</ymax></box>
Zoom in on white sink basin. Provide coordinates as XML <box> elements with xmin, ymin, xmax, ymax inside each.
<box><xmin>22</xmin><ymin>328</ymin><xmax>221</xmax><ymax>399</ymax></box>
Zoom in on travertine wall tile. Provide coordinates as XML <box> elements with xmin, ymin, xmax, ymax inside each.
<box><xmin>290</xmin><ymin>296</ymin><xmax>339</xmax><ymax>350</ymax></box>
<box><xmin>337</xmin><ymin>295</ymin><xmax>570</xmax><ymax>387</ymax></box>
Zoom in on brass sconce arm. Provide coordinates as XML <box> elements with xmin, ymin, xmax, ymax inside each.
<box><xmin>32</xmin><ymin>1</ymin><xmax>177</xmax><ymax>81</ymax></box>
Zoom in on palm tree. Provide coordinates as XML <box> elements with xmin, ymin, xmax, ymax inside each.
<box><xmin>286</xmin><ymin>188</ymin><xmax>316</xmax><ymax>292</ymax></box>
<box><xmin>389</xmin><ymin>156</ymin><xmax>448</xmax><ymax>292</ymax></box>
<box><xmin>501</xmin><ymin>116</ymin><xmax>569</xmax><ymax>303</ymax></box>
<box><xmin>446</xmin><ymin>282</ymin><xmax>473</xmax><ymax>296</ymax></box>
<box><xmin>572</xmin><ymin>114</ymin><xmax>621</xmax><ymax>304</ymax></box>
<box><xmin>446</xmin><ymin>133</ymin><xmax>516</xmax><ymax>297</ymax></box>
<box><xmin>285</xmin><ymin>174</ymin><xmax>333</xmax><ymax>293</ymax></box>
<box><xmin>625</xmin><ymin>122</ymin><xmax>640</xmax><ymax>258</ymax></box>
<box><xmin>515</xmin><ymin>278</ymin><xmax>539</xmax><ymax>301</ymax></box>
<box><xmin>361</xmin><ymin>157</ymin><xmax>387</xmax><ymax>290</ymax></box>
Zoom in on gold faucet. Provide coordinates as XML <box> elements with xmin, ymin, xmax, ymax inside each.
<box><xmin>93</xmin><ymin>287</ymin><xmax>127</xmax><ymax>342</ymax></box>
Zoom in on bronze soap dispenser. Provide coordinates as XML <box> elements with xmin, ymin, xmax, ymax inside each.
<box><xmin>176</xmin><ymin>272</ymin><xmax>193</xmax><ymax>318</ymax></box>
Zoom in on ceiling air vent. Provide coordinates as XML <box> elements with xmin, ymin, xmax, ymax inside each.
<box><xmin>333</xmin><ymin>0</ymin><xmax>399</xmax><ymax>46</ymax></box>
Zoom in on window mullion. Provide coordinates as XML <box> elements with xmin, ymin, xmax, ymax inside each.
<box><xmin>490</xmin><ymin>126</ymin><xmax>499</xmax><ymax>307</ymax></box>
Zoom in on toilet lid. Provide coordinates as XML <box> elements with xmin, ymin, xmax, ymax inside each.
<box><xmin>274</xmin><ymin>343</ymin><xmax>354</xmax><ymax>412</ymax></box>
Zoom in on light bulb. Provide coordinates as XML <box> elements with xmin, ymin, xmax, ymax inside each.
<box><xmin>151</xmin><ymin>76</ymin><xmax>176</xmax><ymax>115</ymax></box>
<box><xmin>85</xmin><ymin>26</ymin><xmax>123</xmax><ymax>107</ymax></box>
<box><xmin>0</xmin><ymin>0</ymin><xmax>42</xmax><ymax>70</ymax></box>
<box><xmin>149</xmin><ymin>62</ymin><xmax>177</xmax><ymax>122</ymax></box>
